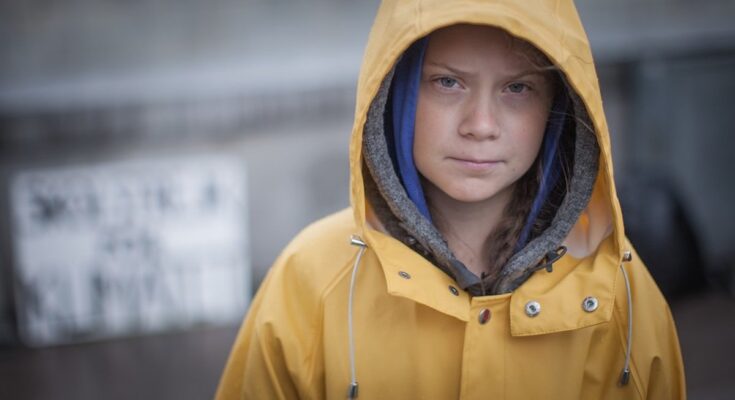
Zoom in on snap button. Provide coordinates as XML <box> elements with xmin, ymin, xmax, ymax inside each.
<box><xmin>525</xmin><ymin>301</ymin><xmax>541</xmax><ymax>317</ymax></box>
<box><xmin>448</xmin><ymin>285</ymin><xmax>459</xmax><ymax>296</ymax></box>
<box><xmin>622</xmin><ymin>251</ymin><xmax>633</xmax><ymax>262</ymax></box>
<box><xmin>478</xmin><ymin>308</ymin><xmax>492</xmax><ymax>324</ymax></box>
<box><xmin>582</xmin><ymin>296</ymin><xmax>599</xmax><ymax>312</ymax></box>
<box><xmin>398</xmin><ymin>271</ymin><xmax>411</xmax><ymax>279</ymax></box>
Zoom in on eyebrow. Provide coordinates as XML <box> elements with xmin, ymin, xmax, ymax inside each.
<box><xmin>424</xmin><ymin>61</ymin><xmax>473</xmax><ymax>76</ymax></box>
<box><xmin>507</xmin><ymin>70</ymin><xmax>548</xmax><ymax>81</ymax></box>
<box><xmin>424</xmin><ymin>61</ymin><xmax>547</xmax><ymax>81</ymax></box>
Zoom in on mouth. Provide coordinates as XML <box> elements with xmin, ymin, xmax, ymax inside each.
<box><xmin>448</xmin><ymin>157</ymin><xmax>502</xmax><ymax>171</ymax></box>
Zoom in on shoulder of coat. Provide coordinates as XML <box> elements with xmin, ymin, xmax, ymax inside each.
<box><xmin>274</xmin><ymin>207</ymin><xmax>359</xmax><ymax>292</ymax></box>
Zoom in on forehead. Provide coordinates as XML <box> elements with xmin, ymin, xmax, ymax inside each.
<box><xmin>424</xmin><ymin>24</ymin><xmax>547</xmax><ymax>72</ymax></box>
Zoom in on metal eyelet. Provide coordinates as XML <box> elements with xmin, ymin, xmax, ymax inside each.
<box><xmin>525</xmin><ymin>301</ymin><xmax>541</xmax><ymax>317</ymax></box>
<box><xmin>582</xmin><ymin>296</ymin><xmax>599</xmax><ymax>312</ymax></box>
<box><xmin>398</xmin><ymin>271</ymin><xmax>411</xmax><ymax>279</ymax></box>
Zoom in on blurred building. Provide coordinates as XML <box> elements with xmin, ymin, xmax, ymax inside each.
<box><xmin>0</xmin><ymin>0</ymin><xmax>734</xmax><ymax>398</ymax></box>
<box><xmin>0</xmin><ymin>0</ymin><xmax>378</xmax><ymax>346</ymax></box>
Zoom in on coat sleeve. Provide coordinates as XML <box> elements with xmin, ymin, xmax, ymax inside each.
<box><xmin>214</xmin><ymin>250</ymin><xmax>324</xmax><ymax>400</ymax></box>
<box><xmin>619</xmin><ymin>242</ymin><xmax>686</xmax><ymax>399</ymax></box>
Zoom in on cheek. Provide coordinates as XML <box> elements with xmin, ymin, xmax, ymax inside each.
<box><xmin>413</xmin><ymin>92</ymin><xmax>450</xmax><ymax>159</ymax></box>
<box><xmin>415</xmin><ymin>94</ymin><xmax>445</xmax><ymax>137</ymax></box>
<box><xmin>509</xmin><ymin>108</ymin><xmax>550</xmax><ymax>163</ymax></box>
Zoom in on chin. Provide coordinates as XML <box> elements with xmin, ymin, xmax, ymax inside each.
<box><xmin>444</xmin><ymin>186</ymin><xmax>501</xmax><ymax>204</ymax></box>
<box><xmin>436</xmin><ymin>177</ymin><xmax>518</xmax><ymax>205</ymax></box>
<box><xmin>450</xmin><ymin>194</ymin><xmax>497</xmax><ymax>204</ymax></box>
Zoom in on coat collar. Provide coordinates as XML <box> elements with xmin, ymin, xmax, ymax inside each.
<box><xmin>365</xmin><ymin>228</ymin><xmax>619</xmax><ymax>335</ymax></box>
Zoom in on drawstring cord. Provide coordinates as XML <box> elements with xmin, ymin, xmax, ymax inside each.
<box><xmin>618</xmin><ymin>251</ymin><xmax>634</xmax><ymax>386</ymax></box>
<box><xmin>347</xmin><ymin>235</ymin><xmax>367</xmax><ymax>399</ymax></box>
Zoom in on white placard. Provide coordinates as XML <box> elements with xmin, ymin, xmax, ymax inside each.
<box><xmin>10</xmin><ymin>156</ymin><xmax>250</xmax><ymax>346</ymax></box>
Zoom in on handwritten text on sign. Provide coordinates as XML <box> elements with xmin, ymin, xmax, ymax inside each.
<box><xmin>10</xmin><ymin>156</ymin><xmax>250</xmax><ymax>346</ymax></box>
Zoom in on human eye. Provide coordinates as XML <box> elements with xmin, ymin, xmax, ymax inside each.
<box><xmin>433</xmin><ymin>76</ymin><xmax>460</xmax><ymax>89</ymax></box>
<box><xmin>506</xmin><ymin>82</ymin><xmax>530</xmax><ymax>94</ymax></box>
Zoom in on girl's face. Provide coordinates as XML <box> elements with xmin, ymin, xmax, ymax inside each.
<box><xmin>414</xmin><ymin>24</ymin><xmax>554</xmax><ymax>207</ymax></box>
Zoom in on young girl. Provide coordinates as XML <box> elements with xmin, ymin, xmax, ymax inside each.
<box><xmin>217</xmin><ymin>1</ymin><xmax>685</xmax><ymax>399</ymax></box>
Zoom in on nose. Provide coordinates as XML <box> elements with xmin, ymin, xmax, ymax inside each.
<box><xmin>458</xmin><ymin>93</ymin><xmax>500</xmax><ymax>140</ymax></box>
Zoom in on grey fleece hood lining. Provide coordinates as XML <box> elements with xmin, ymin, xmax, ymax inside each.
<box><xmin>362</xmin><ymin>61</ymin><xmax>599</xmax><ymax>296</ymax></box>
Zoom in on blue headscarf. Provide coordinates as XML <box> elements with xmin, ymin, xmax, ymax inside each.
<box><xmin>391</xmin><ymin>37</ymin><xmax>432</xmax><ymax>221</ymax></box>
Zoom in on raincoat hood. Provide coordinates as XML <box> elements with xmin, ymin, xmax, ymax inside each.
<box><xmin>350</xmin><ymin>0</ymin><xmax>621</xmax><ymax>295</ymax></box>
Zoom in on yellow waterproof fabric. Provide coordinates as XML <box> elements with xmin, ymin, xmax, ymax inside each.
<box><xmin>216</xmin><ymin>0</ymin><xmax>686</xmax><ymax>399</ymax></box>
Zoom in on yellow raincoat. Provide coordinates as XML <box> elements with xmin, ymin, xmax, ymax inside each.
<box><xmin>216</xmin><ymin>0</ymin><xmax>685</xmax><ymax>398</ymax></box>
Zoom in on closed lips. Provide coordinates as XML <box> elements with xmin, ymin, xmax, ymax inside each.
<box><xmin>449</xmin><ymin>157</ymin><xmax>500</xmax><ymax>164</ymax></box>
<box><xmin>449</xmin><ymin>157</ymin><xmax>502</xmax><ymax>171</ymax></box>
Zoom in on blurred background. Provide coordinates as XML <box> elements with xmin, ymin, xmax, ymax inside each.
<box><xmin>0</xmin><ymin>0</ymin><xmax>733</xmax><ymax>398</ymax></box>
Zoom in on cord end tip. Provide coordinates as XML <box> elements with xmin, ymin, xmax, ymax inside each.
<box><xmin>350</xmin><ymin>235</ymin><xmax>366</xmax><ymax>247</ymax></box>
<box><xmin>618</xmin><ymin>368</ymin><xmax>631</xmax><ymax>386</ymax></box>
<box><xmin>347</xmin><ymin>382</ymin><xmax>359</xmax><ymax>399</ymax></box>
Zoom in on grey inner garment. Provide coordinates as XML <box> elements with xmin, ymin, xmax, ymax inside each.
<box><xmin>362</xmin><ymin>65</ymin><xmax>600</xmax><ymax>296</ymax></box>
